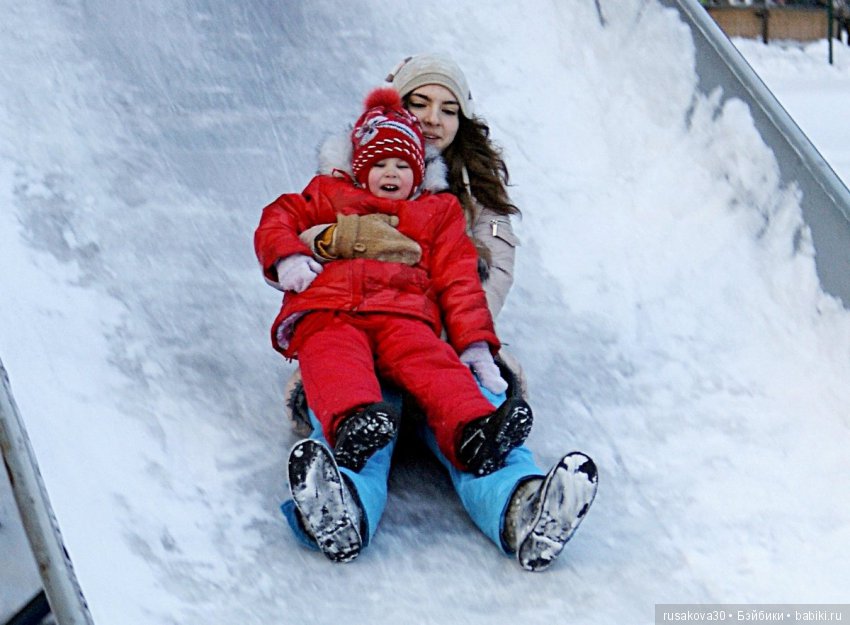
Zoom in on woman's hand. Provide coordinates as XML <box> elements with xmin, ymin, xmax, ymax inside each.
<box><xmin>275</xmin><ymin>255</ymin><xmax>323</xmax><ymax>292</ymax></box>
<box><xmin>459</xmin><ymin>341</ymin><xmax>508</xmax><ymax>395</ymax></box>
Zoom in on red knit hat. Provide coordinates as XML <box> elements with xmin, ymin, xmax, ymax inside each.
<box><xmin>351</xmin><ymin>87</ymin><xmax>425</xmax><ymax>190</ymax></box>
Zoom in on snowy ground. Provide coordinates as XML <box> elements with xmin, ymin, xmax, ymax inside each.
<box><xmin>2</xmin><ymin>2</ymin><xmax>850</xmax><ymax>624</ymax></box>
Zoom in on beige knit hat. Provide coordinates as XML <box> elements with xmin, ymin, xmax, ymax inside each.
<box><xmin>385</xmin><ymin>53</ymin><xmax>474</xmax><ymax>118</ymax></box>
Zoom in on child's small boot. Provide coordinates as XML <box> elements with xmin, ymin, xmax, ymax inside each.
<box><xmin>288</xmin><ymin>438</ymin><xmax>364</xmax><ymax>563</ymax></box>
<box><xmin>333</xmin><ymin>401</ymin><xmax>400</xmax><ymax>472</ymax></box>
<box><xmin>502</xmin><ymin>451</ymin><xmax>598</xmax><ymax>572</ymax></box>
<box><xmin>456</xmin><ymin>398</ymin><xmax>533</xmax><ymax>476</ymax></box>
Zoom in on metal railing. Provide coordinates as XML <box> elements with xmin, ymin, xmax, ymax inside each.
<box><xmin>671</xmin><ymin>0</ymin><xmax>850</xmax><ymax>308</ymax></box>
<box><xmin>0</xmin><ymin>359</ymin><xmax>95</xmax><ymax>625</ymax></box>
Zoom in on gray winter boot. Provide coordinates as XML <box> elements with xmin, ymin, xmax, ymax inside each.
<box><xmin>288</xmin><ymin>438</ymin><xmax>364</xmax><ymax>563</ymax></box>
<box><xmin>502</xmin><ymin>451</ymin><xmax>598</xmax><ymax>572</ymax></box>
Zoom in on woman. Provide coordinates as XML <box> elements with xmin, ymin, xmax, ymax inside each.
<box><xmin>270</xmin><ymin>53</ymin><xmax>597</xmax><ymax>571</ymax></box>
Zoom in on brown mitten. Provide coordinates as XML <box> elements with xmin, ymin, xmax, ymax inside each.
<box><xmin>322</xmin><ymin>213</ymin><xmax>422</xmax><ymax>265</ymax></box>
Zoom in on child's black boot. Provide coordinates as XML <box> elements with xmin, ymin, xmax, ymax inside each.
<box><xmin>333</xmin><ymin>401</ymin><xmax>400</xmax><ymax>472</ymax></box>
<box><xmin>456</xmin><ymin>398</ymin><xmax>533</xmax><ymax>476</ymax></box>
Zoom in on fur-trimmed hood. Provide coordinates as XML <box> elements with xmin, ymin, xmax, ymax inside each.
<box><xmin>317</xmin><ymin>128</ymin><xmax>449</xmax><ymax>198</ymax></box>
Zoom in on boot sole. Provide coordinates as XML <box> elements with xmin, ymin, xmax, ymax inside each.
<box><xmin>517</xmin><ymin>452</ymin><xmax>598</xmax><ymax>572</ymax></box>
<box><xmin>288</xmin><ymin>439</ymin><xmax>362</xmax><ymax>563</ymax></box>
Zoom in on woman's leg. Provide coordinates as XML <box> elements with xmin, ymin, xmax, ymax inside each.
<box><xmin>417</xmin><ymin>382</ymin><xmax>544</xmax><ymax>554</ymax></box>
<box><xmin>281</xmin><ymin>388</ymin><xmax>403</xmax><ymax>551</ymax></box>
<box><xmin>294</xmin><ymin>312</ymin><xmax>384</xmax><ymax>445</ymax></box>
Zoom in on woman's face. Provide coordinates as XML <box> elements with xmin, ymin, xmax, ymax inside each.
<box><xmin>405</xmin><ymin>84</ymin><xmax>461</xmax><ymax>152</ymax></box>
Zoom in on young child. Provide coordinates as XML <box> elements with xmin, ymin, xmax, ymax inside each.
<box><xmin>254</xmin><ymin>88</ymin><xmax>532</xmax><ymax>479</ymax></box>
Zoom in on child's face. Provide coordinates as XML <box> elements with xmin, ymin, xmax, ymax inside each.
<box><xmin>367</xmin><ymin>158</ymin><xmax>415</xmax><ymax>200</ymax></box>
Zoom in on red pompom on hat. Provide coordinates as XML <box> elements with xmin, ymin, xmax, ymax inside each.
<box><xmin>351</xmin><ymin>87</ymin><xmax>425</xmax><ymax>190</ymax></box>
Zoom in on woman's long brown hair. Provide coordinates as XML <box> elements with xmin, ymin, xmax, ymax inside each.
<box><xmin>402</xmin><ymin>91</ymin><xmax>520</xmax><ymax>217</ymax></box>
<box><xmin>442</xmin><ymin>115</ymin><xmax>520</xmax><ymax>217</ymax></box>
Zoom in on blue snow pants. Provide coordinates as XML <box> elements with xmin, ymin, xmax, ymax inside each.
<box><xmin>281</xmin><ymin>382</ymin><xmax>544</xmax><ymax>554</ymax></box>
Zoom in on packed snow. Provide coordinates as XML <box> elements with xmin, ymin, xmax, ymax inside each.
<box><xmin>2</xmin><ymin>1</ymin><xmax>850</xmax><ymax>624</ymax></box>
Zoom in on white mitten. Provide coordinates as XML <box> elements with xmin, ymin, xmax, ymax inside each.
<box><xmin>276</xmin><ymin>255</ymin><xmax>323</xmax><ymax>293</ymax></box>
<box><xmin>459</xmin><ymin>341</ymin><xmax>508</xmax><ymax>395</ymax></box>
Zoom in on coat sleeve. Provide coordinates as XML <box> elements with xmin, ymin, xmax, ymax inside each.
<box><xmin>429</xmin><ymin>196</ymin><xmax>501</xmax><ymax>354</ymax></box>
<box><xmin>254</xmin><ymin>177</ymin><xmax>328</xmax><ymax>283</ymax></box>
<box><xmin>298</xmin><ymin>224</ymin><xmax>333</xmax><ymax>261</ymax></box>
<box><xmin>469</xmin><ymin>203</ymin><xmax>519</xmax><ymax>318</ymax></box>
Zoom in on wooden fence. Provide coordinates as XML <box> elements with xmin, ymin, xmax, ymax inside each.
<box><xmin>707</xmin><ymin>6</ymin><xmax>828</xmax><ymax>42</ymax></box>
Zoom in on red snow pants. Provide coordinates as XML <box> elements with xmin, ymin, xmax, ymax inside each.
<box><xmin>291</xmin><ymin>310</ymin><xmax>497</xmax><ymax>468</ymax></box>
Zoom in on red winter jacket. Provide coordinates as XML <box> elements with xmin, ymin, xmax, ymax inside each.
<box><xmin>254</xmin><ymin>174</ymin><xmax>500</xmax><ymax>358</ymax></box>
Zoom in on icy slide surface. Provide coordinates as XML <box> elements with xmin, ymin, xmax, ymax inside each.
<box><xmin>2</xmin><ymin>1</ymin><xmax>850</xmax><ymax>624</ymax></box>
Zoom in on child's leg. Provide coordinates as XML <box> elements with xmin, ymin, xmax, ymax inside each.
<box><xmin>369</xmin><ymin>316</ymin><xmax>496</xmax><ymax>466</ymax></box>
<box><xmin>293</xmin><ymin>311</ymin><xmax>384</xmax><ymax>445</ymax></box>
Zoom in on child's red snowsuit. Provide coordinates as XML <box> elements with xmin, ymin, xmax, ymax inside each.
<box><xmin>254</xmin><ymin>174</ymin><xmax>501</xmax><ymax>467</ymax></box>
